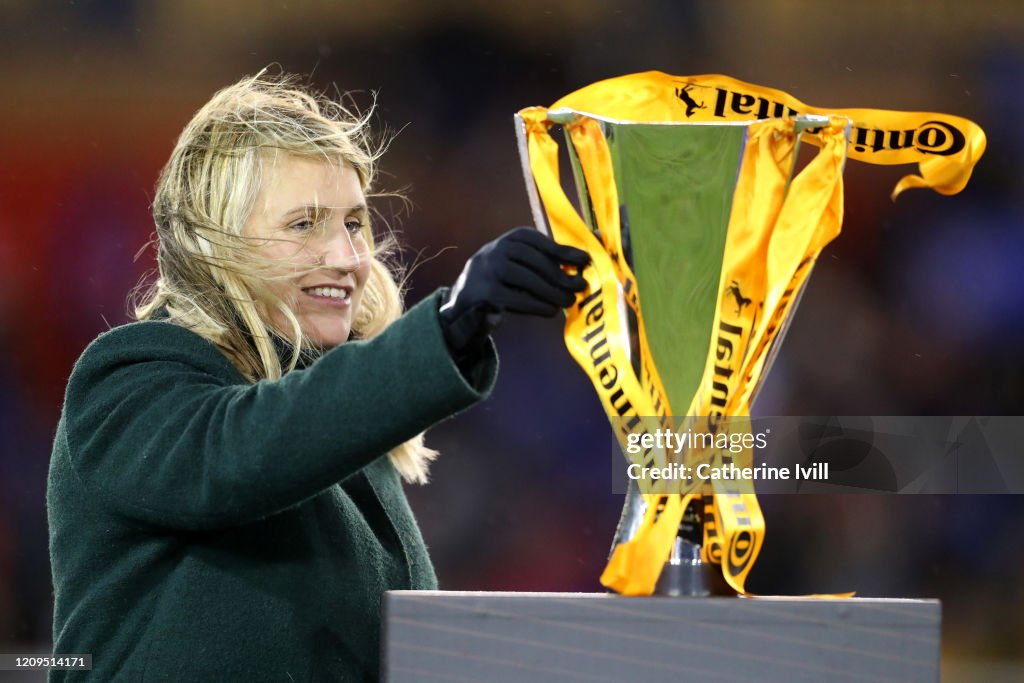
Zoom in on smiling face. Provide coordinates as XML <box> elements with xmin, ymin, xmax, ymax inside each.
<box><xmin>243</xmin><ymin>154</ymin><xmax>372</xmax><ymax>349</ymax></box>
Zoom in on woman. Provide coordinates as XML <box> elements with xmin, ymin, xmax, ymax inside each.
<box><xmin>47</xmin><ymin>73</ymin><xmax>587</xmax><ymax>681</ymax></box>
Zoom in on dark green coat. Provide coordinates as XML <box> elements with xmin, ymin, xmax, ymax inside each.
<box><xmin>47</xmin><ymin>291</ymin><xmax>497</xmax><ymax>682</ymax></box>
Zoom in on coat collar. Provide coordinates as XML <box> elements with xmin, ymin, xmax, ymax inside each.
<box><xmin>150</xmin><ymin>305</ymin><xmax>320</xmax><ymax>372</ymax></box>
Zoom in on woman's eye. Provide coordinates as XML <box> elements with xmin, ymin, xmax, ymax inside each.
<box><xmin>345</xmin><ymin>219</ymin><xmax>364</xmax><ymax>233</ymax></box>
<box><xmin>290</xmin><ymin>219</ymin><xmax>316</xmax><ymax>232</ymax></box>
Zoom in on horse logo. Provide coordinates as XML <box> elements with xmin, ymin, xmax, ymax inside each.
<box><xmin>675</xmin><ymin>84</ymin><xmax>707</xmax><ymax>118</ymax></box>
<box><xmin>724</xmin><ymin>280</ymin><xmax>752</xmax><ymax>315</ymax></box>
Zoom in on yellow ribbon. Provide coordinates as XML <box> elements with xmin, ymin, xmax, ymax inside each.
<box><xmin>550</xmin><ymin>71</ymin><xmax>986</xmax><ymax>199</ymax></box>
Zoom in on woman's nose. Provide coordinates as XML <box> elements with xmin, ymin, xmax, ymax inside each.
<box><xmin>322</xmin><ymin>228</ymin><xmax>362</xmax><ymax>272</ymax></box>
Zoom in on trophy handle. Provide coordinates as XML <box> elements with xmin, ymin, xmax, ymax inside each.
<box><xmin>608</xmin><ymin>477</ymin><xmax>646</xmax><ymax>554</ymax></box>
<box><xmin>513</xmin><ymin>114</ymin><xmax>551</xmax><ymax>237</ymax></box>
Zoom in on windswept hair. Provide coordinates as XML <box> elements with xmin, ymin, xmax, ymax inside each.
<box><xmin>133</xmin><ymin>69</ymin><xmax>436</xmax><ymax>483</ymax></box>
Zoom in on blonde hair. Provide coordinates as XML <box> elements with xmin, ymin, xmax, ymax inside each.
<box><xmin>134</xmin><ymin>70</ymin><xmax>436</xmax><ymax>483</ymax></box>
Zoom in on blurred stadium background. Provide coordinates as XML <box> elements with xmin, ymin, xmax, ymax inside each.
<box><xmin>1</xmin><ymin>1</ymin><xmax>1022</xmax><ymax>680</ymax></box>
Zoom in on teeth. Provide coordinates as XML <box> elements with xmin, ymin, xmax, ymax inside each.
<box><xmin>304</xmin><ymin>287</ymin><xmax>349</xmax><ymax>300</ymax></box>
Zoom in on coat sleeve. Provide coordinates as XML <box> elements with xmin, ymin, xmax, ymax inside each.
<box><xmin>61</xmin><ymin>291</ymin><xmax>497</xmax><ymax>530</ymax></box>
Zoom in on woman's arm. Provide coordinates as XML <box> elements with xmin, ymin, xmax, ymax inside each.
<box><xmin>61</xmin><ymin>291</ymin><xmax>496</xmax><ymax>530</ymax></box>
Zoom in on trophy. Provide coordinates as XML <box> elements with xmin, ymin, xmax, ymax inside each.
<box><xmin>514</xmin><ymin>72</ymin><xmax>986</xmax><ymax>597</ymax></box>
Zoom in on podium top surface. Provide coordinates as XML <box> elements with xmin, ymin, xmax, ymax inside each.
<box><xmin>389</xmin><ymin>589</ymin><xmax>938</xmax><ymax>605</ymax></box>
<box><xmin>382</xmin><ymin>591</ymin><xmax>940</xmax><ymax>683</ymax></box>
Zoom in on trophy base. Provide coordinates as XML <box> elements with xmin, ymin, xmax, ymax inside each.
<box><xmin>653</xmin><ymin>538</ymin><xmax>734</xmax><ymax>597</ymax></box>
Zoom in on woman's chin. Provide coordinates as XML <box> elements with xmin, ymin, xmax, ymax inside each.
<box><xmin>297</xmin><ymin>312</ymin><xmax>353</xmax><ymax>349</ymax></box>
<box><xmin>304</xmin><ymin>326</ymin><xmax>351</xmax><ymax>349</ymax></box>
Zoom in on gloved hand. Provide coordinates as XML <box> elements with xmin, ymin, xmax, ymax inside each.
<box><xmin>439</xmin><ymin>227</ymin><xmax>590</xmax><ymax>357</ymax></box>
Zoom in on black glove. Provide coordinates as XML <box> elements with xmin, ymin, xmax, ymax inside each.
<box><xmin>440</xmin><ymin>227</ymin><xmax>590</xmax><ymax>357</ymax></box>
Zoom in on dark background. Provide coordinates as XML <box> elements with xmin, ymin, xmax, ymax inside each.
<box><xmin>1</xmin><ymin>1</ymin><xmax>1022</xmax><ymax>680</ymax></box>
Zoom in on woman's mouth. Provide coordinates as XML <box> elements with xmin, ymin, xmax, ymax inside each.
<box><xmin>301</xmin><ymin>286</ymin><xmax>352</xmax><ymax>306</ymax></box>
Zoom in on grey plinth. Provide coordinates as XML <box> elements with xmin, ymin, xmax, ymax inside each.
<box><xmin>382</xmin><ymin>591</ymin><xmax>940</xmax><ymax>682</ymax></box>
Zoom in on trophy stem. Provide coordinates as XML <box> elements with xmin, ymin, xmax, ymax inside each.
<box><xmin>610</xmin><ymin>486</ymin><xmax>735</xmax><ymax>597</ymax></box>
<box><xmin>656</xmin><ymin>497</ymin><xmax>734</xmax><ymax>597</ymax></box>
<box><xmin>654</xmin><ymin>538</ymin><xmax>711</xmax><ymax>597</ymax></box>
